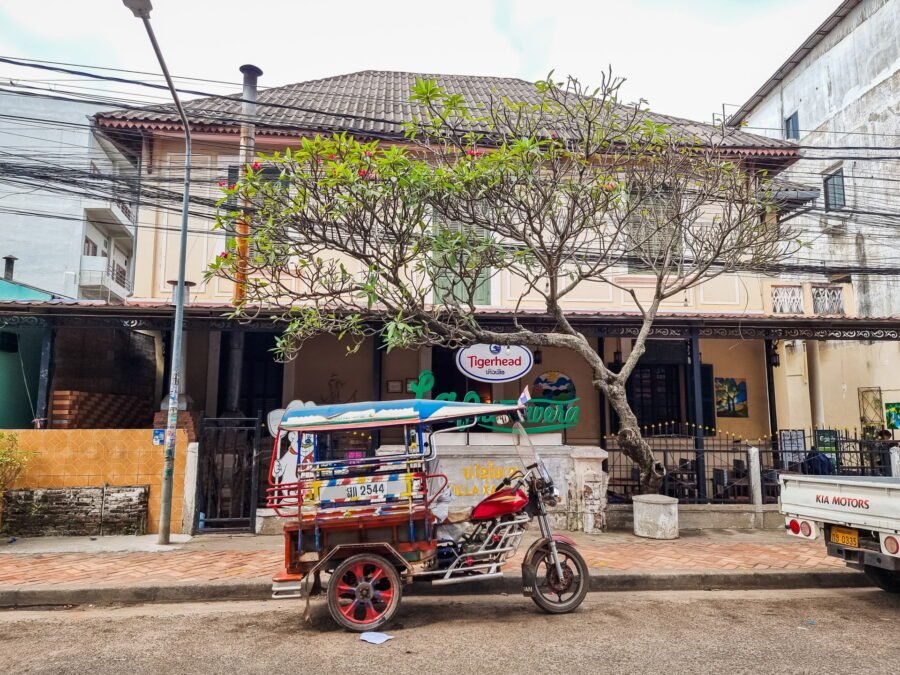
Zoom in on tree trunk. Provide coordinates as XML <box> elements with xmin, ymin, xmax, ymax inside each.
<box><xmin>605</xmin><ymin>381</ymin><xmax>665</xmax><ymax>493</ymax></box>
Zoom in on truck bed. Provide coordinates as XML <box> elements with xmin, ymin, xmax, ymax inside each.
<box><xmin>778</xmin><ymin>474</ymin><xmax>900</xmax><ymax>533</ymax></box>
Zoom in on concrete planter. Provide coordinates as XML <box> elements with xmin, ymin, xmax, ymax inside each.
<box><xmin>632</xmin><ymin>494</ymin><xmax>679</xmax><ymax>539</ymax></box>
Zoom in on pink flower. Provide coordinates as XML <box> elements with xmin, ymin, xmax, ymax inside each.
<box><xmin>327</xmin><ymin>154</ymin><xmax>337</xmax><ymax>160</ymax></box>
<box><xmin>218</xmin><ymin>181</ymin><xmax>227</xmax><ymax>187</ymax></box>
<box><xmin>229</xmin><ymin>184</ymin><xmax>236</xmax><ymax>191</ymax></box>
<box><xmin>364</xmin><ymin>150</ymin><xmax>374</xmax><ymax>157</ymax></box>
<box><xmin>251</xmin><ymin>162</ymin><xmax>262</xmax><ymax>170</ymax></box>
<box><xmin>466</xmin><ymin>149</ymin><xmax>483</xmax><ymax>157</ymax></box>
<box><xmin>604</xmin><ymin>181</ymin><xmax>618</xmax><ymax>191</ymax></box>
<box><xmin>358</xmin><ymin>169</ymin><xmax>367</xmax><ymax>177</ymax></box>
<box><xmin>219</xmin><ymin>251</ymin><xmax>229</xmax><ymax>259</ymax></box>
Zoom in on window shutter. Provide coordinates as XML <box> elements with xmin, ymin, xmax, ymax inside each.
<box><xmin>432</xmin><ymin>211</ymin><xmax>492</xmax><ymax>305</ymax></box>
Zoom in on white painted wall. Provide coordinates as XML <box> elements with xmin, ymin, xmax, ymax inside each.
<box><xmin>738</xmin><ymin>0</ymin><xmax>900</xmax><ymax>317</ymax></box>
<box><xmin>0</xmin><ymin>92</ymin><xmax>136</xmax><ymax>298</ymax></box>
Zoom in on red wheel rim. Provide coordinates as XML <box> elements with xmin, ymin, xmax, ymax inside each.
<box><xmin>333</xmin><ymin>560</ymin><xmax>395</xmax><ymax>626</ymax></box>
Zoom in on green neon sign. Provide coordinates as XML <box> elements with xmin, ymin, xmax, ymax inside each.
<box><xmin>407</xmin><ymin>370</ymin><xmax>580</xmax><ymax>434</ymax></box>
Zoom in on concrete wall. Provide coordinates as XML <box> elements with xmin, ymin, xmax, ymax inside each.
<box><xmin>11</xmin><ymin>428</ymin><xmax>189</xmax><ymax>534</ymax></box>
<box><xmin>739</xmin><ymin>0</ymin><xmax>900</xmax><ymax>317</ymax></box>
<box><xmin>0</xmin><ymin>94</ymin><xmax>98</xmax><ymax>298</ymax></box>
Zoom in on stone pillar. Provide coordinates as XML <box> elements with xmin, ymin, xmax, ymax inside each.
<box><xmin>805</xmin><ymin>340</ymin><xmax>825</xmax><ymax>428</ymax></box>
<box><xmin>181</xmin><ymin>441</ymin><xmax>199</xmax><ymax>535</ymax></box>
<box><xmin>891</xmin><ymin>447</ymin><xmax>900</xmax><ymax>478</ymax></box>
<box><xmin>747</xmin><ymin>446</ymin><xmax>763</xmax><ymax>509</ymax></box>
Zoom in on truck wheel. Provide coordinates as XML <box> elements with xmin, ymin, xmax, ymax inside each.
<box><xmin>327</xmin><ymin>554</ymin><xmax>402</xmax><ymax>631</ymax></box>
<box><xmin>863</xmin><ymin>565</ymin><xmax>900</xmax><ymax>593</ymax></box>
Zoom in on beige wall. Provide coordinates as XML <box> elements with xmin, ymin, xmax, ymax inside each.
<box><xmin>700</xmin><ymin>339</ymin><xmax>770</xmax><ymax>441</ymax></box>
<box><xmin>775</xmin><ymin>339</ymin><xmax>900</xmax><ymax>432</ymax></box>
<box><xmin>131</xmin><ymin>135</ymin><xmax>853</xmax><ymax>322</ymax></box>
<box><xmin>285</xmin><ymin>334</ymin><xmax>375</xmax><ymax>405</ymax></box>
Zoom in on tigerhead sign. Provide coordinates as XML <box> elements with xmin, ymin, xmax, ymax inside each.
<box><xmin>455</xmin><ymin>344</ymin><xmax>534</xmax><ymax>383</ymax></box>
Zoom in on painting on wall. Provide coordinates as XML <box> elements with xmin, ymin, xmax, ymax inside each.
<box><xmin>715</xmin><ymin>377</ymin><xmax>749</xmax><ymax>418</ymax></box>
<box><xmin>886</xmin><ymin>403</ymin><xmax>900</xmax><ymax>430</ymax></box>
<box><xmin>532</xmin><ymin>371</ymin><xmax>576</xmax><ymax>402</ymax></box>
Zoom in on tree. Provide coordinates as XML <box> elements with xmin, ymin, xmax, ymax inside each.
<box><xmin>0</xmin><ymin>432</ymin><xmax>29</xmax><ymax>530</ymax></box>
<box><xmin>210</xmin><ymin>72</ymin><xmax>799</xmax><ymax>491</ymax></box>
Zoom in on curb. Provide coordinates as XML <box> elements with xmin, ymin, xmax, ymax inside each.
<box><xmin>0</xmin><ymin>569</ymin><xmax>869</xmax><ymax>608</ymax></box>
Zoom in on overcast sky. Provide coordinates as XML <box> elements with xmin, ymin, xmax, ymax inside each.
<box><xmin>0</xmin><ymin>0</ymin><xmax>836</xmax><ymax>123</ymax></box>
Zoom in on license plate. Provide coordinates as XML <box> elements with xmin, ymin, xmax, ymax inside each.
<box><xmin>317</xmin><ymin>478</ymin><xmax>408</xmax><ymax>503</ymax></box>
<box><xmin>830</xmin><ymin>526</ymin><xmax>859</xmax><ymax>548</ymax></box>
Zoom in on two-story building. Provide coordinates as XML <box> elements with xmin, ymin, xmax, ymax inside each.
<box><xmin>2</xmin><ymin>70</ymin><xmax>897</xmax><ymax>533</ymax></box>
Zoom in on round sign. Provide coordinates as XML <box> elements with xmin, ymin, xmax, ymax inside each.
<box><xmin>455</xmin><ymin>344</ymin><xmax>534</xmax><ymax>383</ymax></box>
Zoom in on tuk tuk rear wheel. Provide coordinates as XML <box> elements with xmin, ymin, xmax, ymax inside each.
<box><xmin>327</xmin><ymin>553</ymin><xmax>402</xmax><ymax>632</ymax></box>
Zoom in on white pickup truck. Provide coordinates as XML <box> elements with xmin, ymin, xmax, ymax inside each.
<box><xmin>779</xmin><ymin>474</ymin><xmax>900</xmax><ymax>592</ymax></box>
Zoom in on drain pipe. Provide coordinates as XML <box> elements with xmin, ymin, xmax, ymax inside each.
<box><xmin>223</xmin><ymin>64</ymin><xmax>262</xmax><ymax>416</ymax></box>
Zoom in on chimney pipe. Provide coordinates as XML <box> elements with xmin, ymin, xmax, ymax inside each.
<box><xmin>3</xmin><ymin>255</ymin><xmax>17</xmax><ymax>281</ymax></box>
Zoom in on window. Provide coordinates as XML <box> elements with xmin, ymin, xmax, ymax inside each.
<box><xmin>431</xmin><ymin>210</ymin><xmax>492</xmax><ymax>306</ymax></box>
<box><xmin>83</xmin><ymin>237</ymin><xmax>98</xmax><ymax>257</ymax></box>
<box><xmin>624</xmin><ymin>188</ymin><xmax>680</xmax><ymax>273</ymax></box>
<box><xmin>784</xmin><ymin>112</ymin><xmax>800</xmax><ymax>140</ymax></box>
<box><xmin>824</xmin><ymin>169</ymin><xmax>845</xmax><ymax>211</ymax></box>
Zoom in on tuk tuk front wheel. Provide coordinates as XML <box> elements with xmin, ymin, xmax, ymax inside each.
<box><xmin>327</xmin><ymin>553</ymin><xmax>402</xmax><ymax>631</ymax></box>
<box><xmin>528</xmin><ymin>542</ymin><xmax>589</xmax><ymax>614</ymax></box>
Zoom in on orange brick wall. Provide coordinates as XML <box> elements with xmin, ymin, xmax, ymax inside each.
<box><xmin>12</xmin><ymin>429</ymin><xmax>188</xmax><ymax>534</ymax></box>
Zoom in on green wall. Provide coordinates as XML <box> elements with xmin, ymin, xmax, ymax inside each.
<box><xmin>0</xmin><ymin>278</ymin><xmax>53</xmax><ymax>301</ymax></box>
<box><xmin>0</xmin><ymin>327</ymin><xmax>44</xmax><ymax>429</ymax></box>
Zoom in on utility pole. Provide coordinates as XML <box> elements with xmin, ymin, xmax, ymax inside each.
<box><xmin>223</xmin><ymin>64</ymin><xmax>262</xmax><ymax>415</ymax></box>
<box><xmin>122</xmin><ymin>0</ymin><xmax>191</xmax><ymax>544</ymax></box>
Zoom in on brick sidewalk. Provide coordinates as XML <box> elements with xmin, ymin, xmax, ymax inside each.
<box><xmin>0</xmin><ymin>532</ymin><xmax>842</xmax><ymax>588</ymax></box>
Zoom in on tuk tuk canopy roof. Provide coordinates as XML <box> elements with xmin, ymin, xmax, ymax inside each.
<box><xmin>279</xmin><ymin>399</ymin><xmax>523</xmax><ymax>432</ymax></box>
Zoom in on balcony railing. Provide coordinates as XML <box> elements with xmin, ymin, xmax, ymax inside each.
<box><xmin>771</xmin><ymin>285</ymin><xmax>804</xmax><ymax>314</ymax></box>
<box><xmin>79</xmin><ymin>255</ymin><xmax>132</xmax><ymax>300</ymax></box>
<box><xmin>812</xmin><ymin>285</ymin><xmax>845</xmax><ymax>315</ymax></box>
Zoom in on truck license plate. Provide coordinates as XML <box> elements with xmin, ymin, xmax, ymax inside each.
<box><xmin>830</xmin><ymin>526</ymin><xmax>858</xmax><ymax>548</ymax></box>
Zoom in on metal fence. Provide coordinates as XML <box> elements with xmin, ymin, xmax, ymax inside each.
<box><xmin>606</xmin><ymin>428</ymin><xmax>898</xmax><ymax>506</ymax></box>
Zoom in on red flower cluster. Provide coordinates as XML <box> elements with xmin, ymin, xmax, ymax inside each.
<box><xmin>251</xmin><ymin>162</ymin><xmax>262</xmax><ymax>170</ymax></box>
<box><xmin>465</xmin><ymin>149</ymin><xmax>483</xmax><ymax>157</ymax></box>
<box><xmin>219</xmin><ymin>251</ymin><xmax>229</xmax><ymax>259</ymax></box>
<box><xmin>364</xmin><ymin>150</ymin><xmax>374</xmax><ymax>157</ymax></box>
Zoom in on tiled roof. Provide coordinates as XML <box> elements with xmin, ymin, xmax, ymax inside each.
<box><xmin>97</xmin><ymin>70</ymin><xmax>797</xmax><ymax>154</ymax></box>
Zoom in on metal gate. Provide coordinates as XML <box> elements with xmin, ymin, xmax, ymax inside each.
<box><xmin>196</xmin><ymin>415</ymin><xmax>262</xmax><ymax>532</ymax></box>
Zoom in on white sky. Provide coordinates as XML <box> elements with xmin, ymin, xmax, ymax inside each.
<box><xmin>0</xmin><ymin>0</ymin><xmax>837</xmax><ymax>123</ymax></box>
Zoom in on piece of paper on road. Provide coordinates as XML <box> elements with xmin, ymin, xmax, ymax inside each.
<box><xmin>360</xmin><ymin>632</ymin><xmax>394</xmax><ymax>645</ymax></box>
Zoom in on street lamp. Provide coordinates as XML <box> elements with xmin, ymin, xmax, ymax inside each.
<box><xmin>123</xmin><ymin>0</ymin><xmax>191</xmax><ymax>544</ymax></box>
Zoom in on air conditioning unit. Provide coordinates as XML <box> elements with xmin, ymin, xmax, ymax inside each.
<box><xmin>820</xmin><ymin>216</ymin><xmax>847</xmax><ymax>235</ymax></box>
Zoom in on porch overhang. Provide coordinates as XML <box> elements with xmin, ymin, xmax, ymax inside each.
<box><xmin>0</xmin><ymin>301</ymin><xmax>897</xmax><ymax>342</ymax></box>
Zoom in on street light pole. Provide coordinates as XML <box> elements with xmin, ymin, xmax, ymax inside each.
<box><xmin>123</xmin><ymin>0</ymin><xmax>191</xmax><ymax>544</ymax></box>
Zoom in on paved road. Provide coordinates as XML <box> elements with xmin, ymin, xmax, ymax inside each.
<box><xmin>1</xmin><ymin>588</ymin><xmax>898</xmax><ymax>674</ymax></box>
